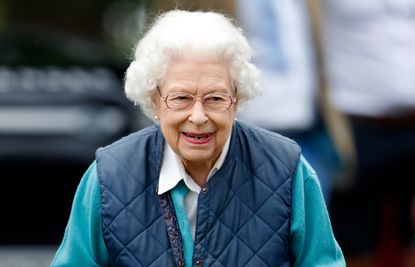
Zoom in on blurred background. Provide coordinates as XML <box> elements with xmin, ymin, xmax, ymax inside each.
<box><xmin>1</xmin><ymin>0</ymin><xmax>414</xmax><ymax>267</ymax></box>
<box><xmin>0</xmin><ymin>1</ymin><xmax>234</xmax><ymax>266</ymax></box>
<box><xmin>0</xmin><ymin>0</ymin><xmax>150</xmax><ymax>266</ymax></box>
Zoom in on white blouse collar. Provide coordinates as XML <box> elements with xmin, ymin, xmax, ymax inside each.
<box><xmin>157</xmin><ymin>132</ymin><xmax>231</xmax><ymax>195</ymax></box>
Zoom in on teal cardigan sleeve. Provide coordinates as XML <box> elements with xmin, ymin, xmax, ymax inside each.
<box><xmin>290</xmin><ymin>155</ymin><xmax>345</xmax><ymax>266</ymax></box>
<box><xmin>51</xmin><ymin>162</ymin><xmax>110</xmax><ymax>267</ymax></box>
<box><xmin>51</xmin><ymin>156</ymin><xmax>345</xmax><ymax>266</ymax></box>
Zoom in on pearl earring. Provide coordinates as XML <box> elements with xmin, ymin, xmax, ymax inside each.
<box><xmin>234</xmin><ymin>117</ymin><xmax>238</xmax><ymax>121</ymax></box>
<box><xmin>154</xmin><ymin>115</ymin><xmax>159</xmax><ymax>120</ymax></box>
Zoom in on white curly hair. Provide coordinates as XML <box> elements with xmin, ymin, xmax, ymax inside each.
<box><xmin>124</xmin><ymin>9</ymin><xmax>261</xmax><ymax>120</ymax></box>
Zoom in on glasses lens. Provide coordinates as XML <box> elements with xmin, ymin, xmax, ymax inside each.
<box><xmin>203</xmin><ymin>94</ymin><xmax>232</xmax><ymax>111</ymax></box>
<box><xmin>166</xmin><ymin>93</ymin><xmax>194</xmax><ymax>110</ymax></box>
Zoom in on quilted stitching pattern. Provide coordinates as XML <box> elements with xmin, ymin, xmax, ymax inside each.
<box><xmin>97</xmin><ymin>122</ymin><xmax>300</xmax><ymax>267</ymax></box>
<box><xmin>193</xmin><ymin>176</ymin><xmax>293</xmax><ymax>266</ymax></box>
<box><xmin>97</xmin><ymin>126</ymin><xmax>177</xmax><ymax>266</ymax></box>
<box><xmin>193</xmin><ymin>122</ymin><xmax>299</xmax><ymax>266</ymax></box>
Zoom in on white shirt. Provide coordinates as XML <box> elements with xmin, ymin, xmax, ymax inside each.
<box><xmin>157</xmin><ymin>134</ymin><xmax>231</xmax><ymax>240</ymax></box>
<box><xmin>325</xmin><ymin>0</ymin><xmax>415</xmax><ymax>116</ymax></box>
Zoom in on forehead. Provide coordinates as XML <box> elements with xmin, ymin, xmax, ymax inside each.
<box><xmin>161</xmin><ymin>59</ymin><xmax>233</xmax><ymax>93</ymax></box>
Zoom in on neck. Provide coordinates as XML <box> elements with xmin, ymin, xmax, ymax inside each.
<box><xmin>182</xmin><ymin>160</ymin><xmax>214</xmax><ymax>187</ymax></box>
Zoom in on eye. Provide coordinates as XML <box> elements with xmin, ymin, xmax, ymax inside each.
<box><xmin>168</xmin><ymin>93</ymin><xmax>194</xmax><ymax>103</ymax></box>
<box><xmin>204</xmin><ymin>94</ymin><xmax>227</xmax><ymax>104</ymax></box>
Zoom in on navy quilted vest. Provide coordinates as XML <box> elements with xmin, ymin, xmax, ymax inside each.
<box><xmin>96</xmin><ymin>121</ymin><xmax>301</xmax><ymax>266</ymax></box>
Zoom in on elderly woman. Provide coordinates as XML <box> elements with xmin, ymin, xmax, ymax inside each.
<box><xmin>52</xmin><ymin>10</ymin><xmax>344</xmax><ymax>267</ymax></box>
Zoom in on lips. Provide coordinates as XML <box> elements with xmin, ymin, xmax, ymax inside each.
<box><xmin>182</xmin><ymin>131</ymin><xmax>213</xmax><ymax>144</ymax></box>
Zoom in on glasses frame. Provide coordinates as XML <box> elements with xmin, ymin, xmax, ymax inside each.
<box><xmin>156</xmin><ymin>87</ymin><xmax>237</xmax><ymax>112</ymax></box>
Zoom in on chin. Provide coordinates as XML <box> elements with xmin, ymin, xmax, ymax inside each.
<box><xmin>181</xmin><ymin>151</ymin><xmax>215</xmax><ymax>165</ymax></box>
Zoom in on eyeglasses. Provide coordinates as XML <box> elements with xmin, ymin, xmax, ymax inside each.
<box><xmin>157</xmin><ymin>87</ymin><xmax>236</xmax><ymax>112</ymax></box>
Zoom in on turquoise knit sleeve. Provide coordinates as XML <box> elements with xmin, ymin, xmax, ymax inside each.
<box><xmin>51</xmin><ymin>161</ymin><xmax>110</xmax><ymax>267</ymax></box>
<box><xmin>290</xmin><ymin>155</ymin><xmax>346</xmax><ymax>267</ymax></box>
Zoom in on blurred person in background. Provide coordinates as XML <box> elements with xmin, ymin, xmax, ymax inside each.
<box><xmin>308</xmin><ymin>0</ymin><xmax>415</xmax><ymax>266</ymax></box>
<box><xmin>235</xmin><ymin>0</ymin><xmax>346</xmax><ymax>204</ymax></box>
<box><xmin>51</xmin><ymin>10</ymin><xmax>344</xmax><ymax>267</ymax></box>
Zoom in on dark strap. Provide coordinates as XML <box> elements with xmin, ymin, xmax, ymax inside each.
<box><xmin>159</xmin><ymin>192</ymin><xmax>185</xmax><ymax>267</ymax></box>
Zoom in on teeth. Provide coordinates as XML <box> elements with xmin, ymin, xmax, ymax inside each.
<box><xmin>190</xmin><ymin>135</ymin><xmax>206</xmax><ymax>140</ymax></box>
<box><xmin>185</xmin><ymin>133</ymin><xmax>209</xmax><ymax>140</ymax></box>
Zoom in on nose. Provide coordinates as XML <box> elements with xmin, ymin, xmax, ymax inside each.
<box><xmin>188</xmin><ymin>100</ymin><xmax>208</xmax><ymax>125</ymax></box>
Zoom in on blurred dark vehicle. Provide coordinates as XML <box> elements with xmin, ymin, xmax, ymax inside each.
<box><xmin>0</xmin><ymin>31</ymin><xmax>149</xmax><ymax>244</ymax></box>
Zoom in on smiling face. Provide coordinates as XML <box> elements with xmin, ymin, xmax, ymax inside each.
<box><xmin>152</xmin><ymin>58</ymin><xmax>237</xmax><ymax>173</ymax></box>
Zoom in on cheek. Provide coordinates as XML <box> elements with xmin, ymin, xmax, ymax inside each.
<box><xmin>215</xmin><ymin>116</ymin><xmax>234</xmax><ymax>139</ymax></box>
<box><xmin>160</xmin><ymin>115</ymin><xmax>182</xmax><ymax>138</ymax></box>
